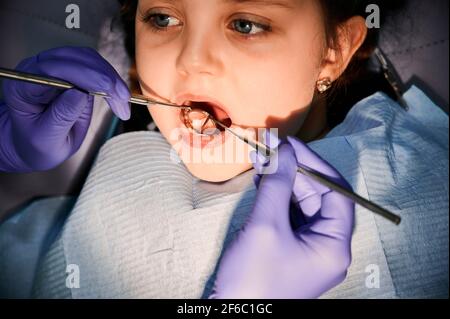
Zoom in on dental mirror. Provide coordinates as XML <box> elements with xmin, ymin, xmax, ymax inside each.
<box><xmin>181</xmin><ymin>107</ymin><xmax>232</xmax><ymax>136</ymax></box>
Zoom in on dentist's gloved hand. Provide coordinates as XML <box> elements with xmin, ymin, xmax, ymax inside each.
<box><xmin>210</xmin><ymin>137</ymin><xmax>355</xmax><ymax>299</ymax></box>
<box><xmin>0</xmin><ymin>47</ymin><xmax>131</xmax><ymax>173</ymax></box>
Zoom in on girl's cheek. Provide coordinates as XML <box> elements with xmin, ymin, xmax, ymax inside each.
<box><xmin>136</xmin><ymin>45</ymin><xmax>173</xmax><ymax>91</ymax></box>
<box><xmin>235</xmin><ymin>58</ymin><xmax>316</xmax><ymax>127</ymax></box>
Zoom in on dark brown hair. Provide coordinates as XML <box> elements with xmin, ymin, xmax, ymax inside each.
<box><xmin>117</xmin><ymin>0</ymin><xmax>406</xmax><ymax>130</ymax></box>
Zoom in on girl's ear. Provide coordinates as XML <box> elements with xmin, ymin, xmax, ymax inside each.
<box><xmin>318</xmin><ymin>16</ymin><xmax>368</xmax><ymax>82</ymax></box>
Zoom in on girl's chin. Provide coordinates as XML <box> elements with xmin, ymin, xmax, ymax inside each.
<box><xmin>185</xmin><ymin>162</ymin><xmax>253</xmax><ymax>182</ymax></box>
<box><xmin>177</xmin><ymin>140</ymin><xmax>254</xmax><ymax>182</ymax></box>
<box><xmin>168</xmin><ymin>124</ymin><xmax>257</xmax><ymax>182</ymax></box>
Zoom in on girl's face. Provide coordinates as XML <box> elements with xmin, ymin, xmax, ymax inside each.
<box><xmin>135</xmin><ymin>0</ymin><xmax>327</xmax><ymax>182</ymax></box>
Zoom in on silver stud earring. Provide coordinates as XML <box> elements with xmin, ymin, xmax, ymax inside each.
<box><xmin>316</xmin><ymin>78</ymin><xmax>332</xmax><ymax>93</ymax></box>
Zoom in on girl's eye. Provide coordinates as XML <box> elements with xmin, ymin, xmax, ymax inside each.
<box><xmin>141</xmin><ymin>12</ymin><xmax>271</xmax><ymax>37</ymax></box>
<box><xmin>231</xmin><ymin>19</ymin><xmax>271</xmax><ymax>36</ymax></box>
<box><xmin>144</xmin><ymin>13</ymin><xmax>181</xmax><ymax>29</ymax></box>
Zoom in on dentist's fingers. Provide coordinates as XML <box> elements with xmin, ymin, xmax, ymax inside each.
<box><xmin>3</xmin><ymin>57</ymin><xmax>62</xmax><ymax>113</ymax></box>
<box><xmin>307</xmin><ymin>191</ymin><xmax>355</xmax><ymax>246</ymax></box>
<box><xmin>251</xmin><ymin>135</ymin><xmax>329</xmax><ymax>217</ymax></box>
<box><xmin>249</xmin><ymin>129</ymin><xmax>282</xmax><ymax>188</ymax></box>
<box><xmin>287</xmin><ymin>136</ymin><xmax>353</xmax><ymax>218</ymax></box>
<box><xmin>39</xmin><ymin>89</ymin><xmax>93</xmax><ymax>148</ymax></box>
<box><xmin>37</xmin><ymin>47</ymin><xmax>115</xmax><ymax>73</ymax></box>
<box><xmin>250</xmin><ymin>143</ymin><xmax>298</xmax><ymax>233</ymax></box>
<box><xmin>283</xmin><ymin>136</ymin><xmax>354</xmax><ymax>241</ymax></box>
<box><xmin>36</xmin><ymin>47</ymin><xmax>130</xmax><ymax>99</ymax></box>
<box><xmin>68</xmin><ymin>95</ymin><xmax>95</xmax><ymax>152</ymax></box>
<box><xmin>250</xmin><ymin>129</ymin><xmax>281</xmax><ymax>175</ymax></box>
<box><xmin>36</xmin><ymin>47</ymin><xmax>131</xmax><ymax>120</ymax></box>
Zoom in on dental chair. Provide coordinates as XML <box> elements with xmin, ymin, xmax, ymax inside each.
<box><xmin>0</xmin><ymin>0</ymin><xmax>448</xmax><ymax>298</ymax></box>
<box><xmin>379</xmin><ymin>0</ymin><xmax>449</xmax><ymax>112</ymax></box>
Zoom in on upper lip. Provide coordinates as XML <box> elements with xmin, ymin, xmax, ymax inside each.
<box><xmin>174</xmin><ymin>93</ymin><xmax>232</xmax><ymax>122</ymax></box>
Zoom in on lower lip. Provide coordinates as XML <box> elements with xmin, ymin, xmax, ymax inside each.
<box><xmin>181</xmin><ymin>128</ymin><xmax>231</xmax><ymax>149</ymax></box>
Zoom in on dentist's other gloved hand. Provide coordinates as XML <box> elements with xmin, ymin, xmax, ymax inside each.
<box><xmin>0</xmin><ymin>47</ymin><xmax>131</xmax><ymax>173</ymax></box>
<box><xmin>210</xmin><ymin>136</ymin><xmax>355</xmax><ymax>299</ymax></box>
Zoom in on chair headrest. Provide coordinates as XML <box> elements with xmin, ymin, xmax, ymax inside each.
<box><xmin>379</xmin><ymin>0</ymin><xmax>449</xmax><ymax>112</ymax></box>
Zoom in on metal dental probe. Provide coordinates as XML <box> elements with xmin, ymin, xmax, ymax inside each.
<box><xmin>213</xmin><ymin>120</ymin><xmax>402</xmax><ymax>225</ymax></box>
<box><xmin>0</xmin><ymin>67</ymin><xmax>188</xmax><ymax>109</ymax></box>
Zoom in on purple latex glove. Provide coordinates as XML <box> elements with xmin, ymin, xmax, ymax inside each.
<box><xmin>210</xmin><ymin>137</ymin><xmax>355</xmax><ymax>299</ymax></box>
<box><xmin>0</xmin><ymin>47</ymin><xmax>131</xmax><ymax>173</ymax></box>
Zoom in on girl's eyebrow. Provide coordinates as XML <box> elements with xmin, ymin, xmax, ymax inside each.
<box><xmin>149</xmin><ymin>0</ymin><xmax>296</xmax><ymax>10</ymax></box>
<box><xmin>222</xmin><ymin>0</ymin><xmax>295</xmax><ymax>9</ymax></box>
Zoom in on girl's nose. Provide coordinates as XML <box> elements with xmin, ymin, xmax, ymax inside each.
<box><xmin>176</xmin><ymin>30</ymin><xmax>224</xmax><ymax>78</ymax></box>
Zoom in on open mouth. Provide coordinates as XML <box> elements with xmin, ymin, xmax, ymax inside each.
<box><xmin>180</xmin><ymin>101</ymin><xmax>233</xmax><ymax>135</ymax></box>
